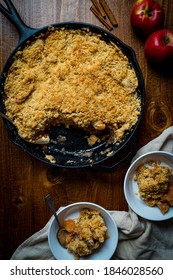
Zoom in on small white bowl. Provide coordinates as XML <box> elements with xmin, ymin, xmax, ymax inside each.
<box><xmin>124</xmin><ymin>151</ymin><xmax>173</xmax><ymax>221</ymax></box>
<box><xmin>48</xmin><ymin>202</ymin><xmax>118</xmax><ymax>260</ymax></box>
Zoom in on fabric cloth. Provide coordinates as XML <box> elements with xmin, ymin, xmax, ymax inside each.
<box><xmin>11</xmin><ymin>126</ymin><xmax>173</xmax><ymax>260</ymax></box>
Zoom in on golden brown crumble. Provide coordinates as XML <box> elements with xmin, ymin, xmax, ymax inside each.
<box><xmin>4</xmin><ymin>28</ymin><xmax>141</xmax><ymax>144</ymax></box>
<box><xmin>135</xmin><ymin>161</ymin><xmax>173</xmax><ymax>214</ymax></box>
<box><xmin>59</xmin><ymin>208</ymin><xmax>109</xmax><ymax>259</ymax></box>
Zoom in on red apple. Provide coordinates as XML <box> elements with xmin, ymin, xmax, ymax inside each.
<box><xmin>130</xmin><ymin>0</ymin><xmax>165</xmax><ymax>35</ymax></box>
<box><xmin>144</xmin><ymin>29</ymin><xmax>173</xmax><ymax>64</ymax></box>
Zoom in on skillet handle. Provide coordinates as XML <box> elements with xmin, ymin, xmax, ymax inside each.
<box><xmin>0</xmin><ymin>0</ymin><xmax>39</xmax><ymax>44</ymax></box>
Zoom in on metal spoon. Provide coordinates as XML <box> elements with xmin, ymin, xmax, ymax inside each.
<box><xmin>45</xmin><ymin>194</ymin><xmax>67</xmax><ymax>248</ymax></box>
<box><xmin>0</xmin><ymin>111</ymin><xmax>50</xmax><ymax>145</ymax></box>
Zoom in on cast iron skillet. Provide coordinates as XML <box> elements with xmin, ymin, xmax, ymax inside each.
<box><xmin>0</xmin><ymin>0</ymin><xmax>145</xmax><ymax>171</ymax></box>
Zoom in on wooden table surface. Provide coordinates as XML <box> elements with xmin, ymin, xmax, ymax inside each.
<box><xmin>0</xmin><ymin>0</ymin><xmax>173</xmax><ymax>260</ymax></box>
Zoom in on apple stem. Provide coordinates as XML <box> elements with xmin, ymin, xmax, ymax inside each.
<box><xmin>147</xmin><ymin>11</ymin><xmax>152</xmax><ymax>17</ymax></box>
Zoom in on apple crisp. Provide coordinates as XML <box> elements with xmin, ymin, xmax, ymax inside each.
<box><xmin>4</xmin><ymin>27</ymin><xmax>141</xmax><ymax>144</ymax></box>
<box><xmin>59</xmin><ymin>208</ymin><xmax>109</xmax><ymax>259</ymax></box>
<box><xmin>135</xmin><ymin>161</ymin><xmax>173</xmax><ymax>214</ymax></box>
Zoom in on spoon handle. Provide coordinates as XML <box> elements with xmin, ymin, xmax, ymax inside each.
<box><xmin>45</xmin><ymin>194</ymin><xmax>60</xmax><ymax>227</ymax></box>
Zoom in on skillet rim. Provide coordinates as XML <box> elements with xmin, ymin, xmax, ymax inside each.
<box><xmin>0</xmin><ymin>21</ymin><xmax>145</xmax><ymax>169</ymax></box>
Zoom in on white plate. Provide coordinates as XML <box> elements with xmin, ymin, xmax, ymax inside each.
<box><xmin>124</xmin><ymin>151</ymin><xmax>173</xmax><ymax>221</ymax></box>
<box><xmin>48</xmin><ymin>202</ymin><xmax>118</xmax><ymax>260</ymax></box>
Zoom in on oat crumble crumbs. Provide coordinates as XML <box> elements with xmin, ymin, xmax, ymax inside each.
<box><xmin>59</xmin><ymin>208</ymin><xmax>109</xmax><ymax>259</ymax></box>
<box><xmin>135</xmin><ymin>161</ymin><xmax>173</xmax><ymax>214</ymax></box>
<box><xmin>4</xmin><ymin>27</ymin><xmax>141</xmax><ymax>144</ymax></box>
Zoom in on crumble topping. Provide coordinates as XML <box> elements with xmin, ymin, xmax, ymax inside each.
<box><xmin>135</xmin><ymin>161</ymin><xmax>173</xmax><ymax>214</ymax></box>
<box><xmin>59</xmin><ymin>208</ymin><xmax>109</xmax><ymax>259</ymax></box>
<box><xmin>4</xmin><ymin>27</ymin><xmax>141</xmax><ymax>144</ymax></box>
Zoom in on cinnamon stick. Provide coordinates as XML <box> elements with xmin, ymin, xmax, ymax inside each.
<box><xmin>91</xmin><ymin>0</ymin><xmax>106</xmax><ymax>18</ymax></box>
<box><xmin>90</xmin><ymin>5</ymin><xmax>113</xmax><ymax>31</ymax></box>
<box><xmin>99</xmin><ymin>0</ymin><xmax>118</xmax><ymax>27</ymax></box>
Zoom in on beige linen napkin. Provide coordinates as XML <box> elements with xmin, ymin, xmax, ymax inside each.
<box><xmin>11</xmin><ymin>126</ymin><xmax>173</xmax><ymax>260</ymax></box>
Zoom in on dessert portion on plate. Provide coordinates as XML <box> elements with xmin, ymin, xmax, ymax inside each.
<box><xmin>4</xmin><ymin>27</ymin><xmax>141</xmax><ymax>145</ymax></box>
<box><xmin>135</xmin><ymin>161</ymin><xmax>173</xmax><ymax>214</ymax></box>
<box><xmin>58</xmin><ymin>208</ymin><xmax>109</xmax><ymax>259</ymax></box>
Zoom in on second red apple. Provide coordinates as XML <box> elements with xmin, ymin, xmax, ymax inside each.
<box><xmin>144</xmin><ymin>29</ymin><xmax>173</xmax><ymax>64</ymax></box>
